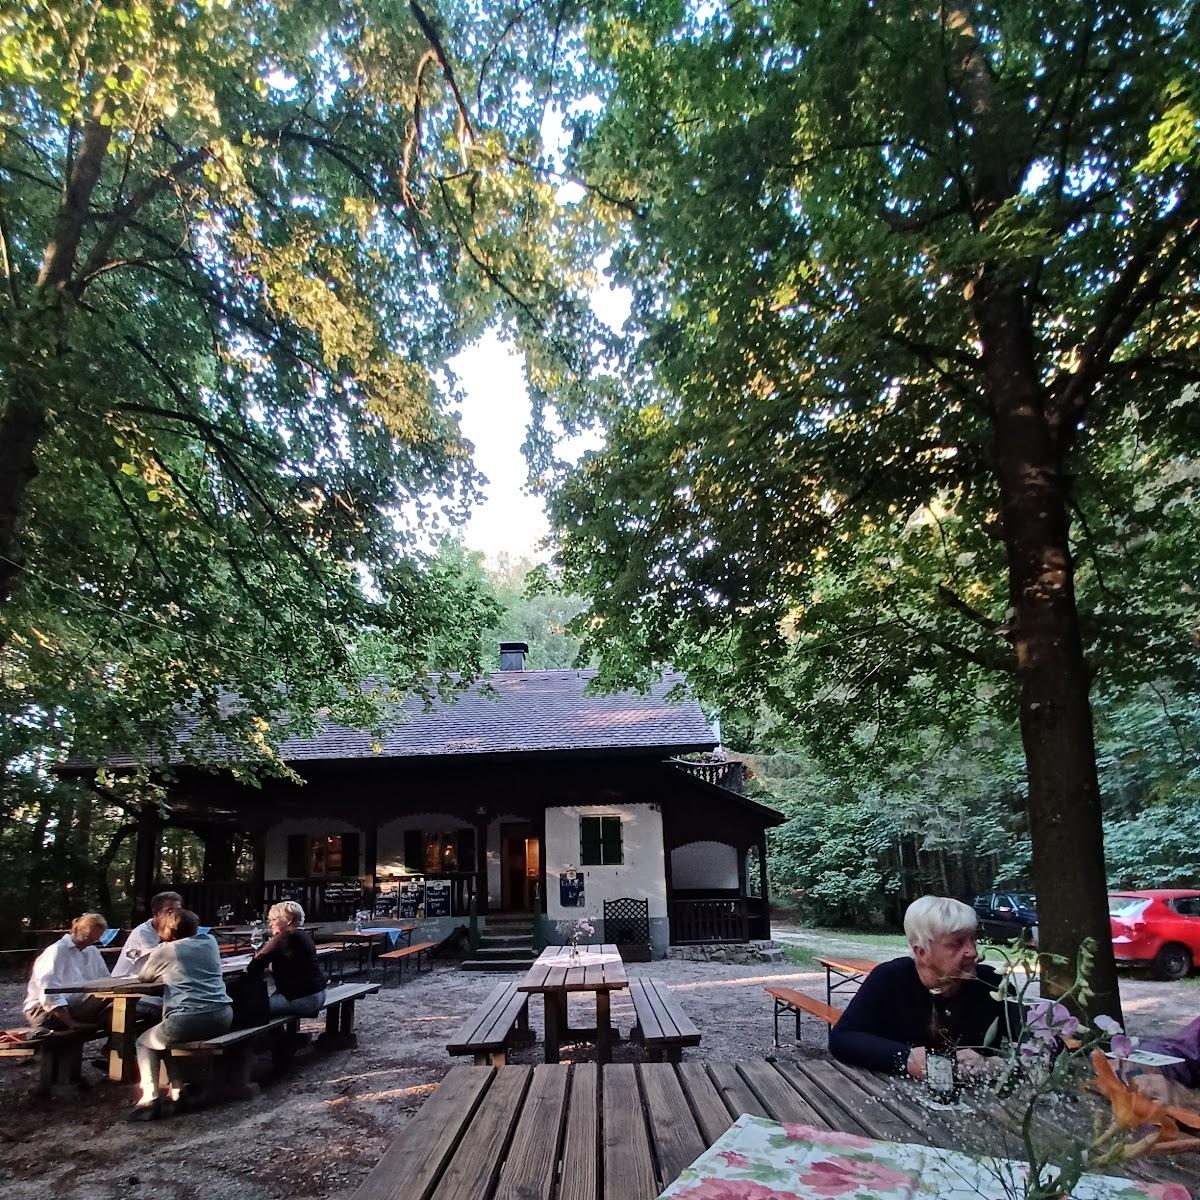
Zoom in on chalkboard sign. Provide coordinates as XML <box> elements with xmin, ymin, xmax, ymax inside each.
<box><xmin>373</xmin><ymin>884</ymin><xmax>398</xmax><ymax>918</ymax></box>
<box><xmin>323</xmin><ymin>879</ymin><xmax>363</xmax><ymax>905</ymax></box>
<box><xmin>424</xmin><ymin>878</ymin><xmax>451</xmax><ymax>918</ymax></box>
<box><xmin>399</xmin><ymin>878</ymin><xmax>425</xmax><ymax>919</ymax></box>
<box><xmin>559</xmin><ymin>869</ymin><xmax>585</xmax><ymax>908</ymax></box>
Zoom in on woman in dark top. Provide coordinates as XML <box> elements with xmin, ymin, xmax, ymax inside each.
<box><xmin>246</xmin><ymin>901</ymin><xmax>326</xmax><ymax>1017</ymax></box>
<box><xmin>829</xmin><ymin>895</ymin><xmax>1024</xmax><ymax>1079</ymax></box>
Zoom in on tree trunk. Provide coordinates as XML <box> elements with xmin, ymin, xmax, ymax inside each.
<box><xmin>0</xmin><ymin>83</ymin><xmax>117</xmax><ymax>624</ymax></box>
<box><xmin>978</xmin><ymin>272</ymin><xmax>1121</xmax><ymax>1020</ymax></box>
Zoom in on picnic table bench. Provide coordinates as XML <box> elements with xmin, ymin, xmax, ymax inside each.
<box><xmin>518</xmin><ymin>944</ymin><xmax>628</xmax><ymax>1064</ymax></box>
<box><xmin>347</xmin><ymin>1059</ymin><xmax>1196</xmax><ymax>1200</ymax></box>
<box><xmin>169</xmin><ymin>980</ymin><xmax>381</xmax><ymax>1100</ymax></box>
<box><xmin>446</xmin><ymin>982</ymin><xmax>533</xmax><ymax>1065</ymax></box>
<box><xmin>627</xmin><ymin>978</ymin><xmax>701</xmax><ymax>1062</ymax></box>
<box><xmin>0</xmin><ymin>1026</ymin><xmax>106</xmax><ymax>1095</ymax></box>
<box><xmin>765</xmin><ymin>984</ymin><xmax>842</xmax><ymax>1045</ymax></box>
<box><xmin>378</xmin><ymin>941</ymin><xmax>435</xmax><ymax>985</ymax></box>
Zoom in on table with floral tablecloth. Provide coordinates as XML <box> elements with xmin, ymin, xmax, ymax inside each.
<box><xmin>658</xmin><ymin>1114</ymin><xmax>1189</xmax><ymax>1200</ymax></box>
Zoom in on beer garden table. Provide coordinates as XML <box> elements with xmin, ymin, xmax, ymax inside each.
<box><xmin>45</xmin><ymin>946</ymin><xmax>339</xmax><ymax>1083</ymax></box>
<box><xmin>517</xmin><ymin>943</ymin><xmax>628</xmax><ymax>1064</ymax></box>
<box><xmin>814</xmin><ymin>955</ymin><xmax>883</xmax><ymax>1005</ymax></box>
<box><xmin>348</xmin><ymin>1060</ymin><xmax>1196</xmax><ymax>1200</ymax></box>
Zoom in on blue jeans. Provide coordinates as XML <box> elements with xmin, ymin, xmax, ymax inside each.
<box><xmin>136</xmin><ymin>1005</ymin><xmax>233</xmax><ymax>1095</ymax></box>
<box><xmin>268</xmin><ymin>989</ymin><xmax>325</xmax><ymax>1018</ymax></box>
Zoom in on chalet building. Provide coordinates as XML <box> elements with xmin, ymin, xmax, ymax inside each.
<box><xmin>61</xmin><ymin>644</ymin><xmax>782</xmax><ymax>958</ymax></box>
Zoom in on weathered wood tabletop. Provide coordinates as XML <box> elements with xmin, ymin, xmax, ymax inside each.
<box><xmin>518</xmin><ymin>944</ymin><xmax>628</xmax><ymax>1063</ymax></box>
<box><xmin>349</xmin><ymin>1059</ymin><xmax>1196</xmax><ymax>1200</ymax></box>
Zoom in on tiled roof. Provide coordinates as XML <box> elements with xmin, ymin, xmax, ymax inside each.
<box><xmin>64</xmin><ymin>670</ymin><xmax>717</xmax><ymax>770</ymax></box>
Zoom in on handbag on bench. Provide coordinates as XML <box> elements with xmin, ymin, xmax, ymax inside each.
<box><xmin>226</xmin><ymin>975</ymin><xmax>270</xmax><ymax>1029</ymax></box>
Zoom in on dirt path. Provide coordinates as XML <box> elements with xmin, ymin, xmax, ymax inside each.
<box><xmin>0</xmin><ymin>930</ymin><xmax>1194</xmax><ymax>1199</ymax></box>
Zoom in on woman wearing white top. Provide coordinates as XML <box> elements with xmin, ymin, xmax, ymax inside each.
<box><xmin>23</xmin><ymin>913</ymin><xmax>111</xmax><ymax>1029</ymax></box>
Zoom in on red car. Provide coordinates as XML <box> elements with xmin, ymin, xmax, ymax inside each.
<box><xmin>1109</xmin><ymin>889</ymin><xmax>1200</xmax><ymax>980</ymax></box>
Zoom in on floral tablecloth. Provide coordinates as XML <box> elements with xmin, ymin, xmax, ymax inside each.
<box><xmin>657</xmin><ymin>1115</ymin><xmax>1189</xmax><ymax>1200</ymax></box>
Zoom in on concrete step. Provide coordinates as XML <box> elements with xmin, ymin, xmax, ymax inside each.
<box><xmin>471</xmin><ymin>945</ymin><xmax>534</xmax><ymax>960</ymax></box>
<box><xmin>478</xmin><ymin>934</ymin><xmax>533</xmax><ymax>948</ymax></box>
<box><xmin>461</xmin><ymin>956</ymin><xmax>537</xmax><ymax>972</ymax></box>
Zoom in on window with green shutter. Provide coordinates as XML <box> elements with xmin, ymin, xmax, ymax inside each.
<box><xmin>580</xmin><ymin>815</ymin><xmax>623</xmax><ymax>865</ymax></box>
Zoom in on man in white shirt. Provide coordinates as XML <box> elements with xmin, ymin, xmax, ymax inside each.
<box><xmin>23</xmin><ymin>913</ymin><xmax>111</xmax><ymax>1029</ymax></box>
<box><xmin>113</xmin><ymin>891</ymin><xmax>183</xmax><ymax>977</ymax></box>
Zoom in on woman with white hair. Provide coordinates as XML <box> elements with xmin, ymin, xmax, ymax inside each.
<box><xmin>829</xmin><ymin>895</ymin><xmax>1024</xmax><ymax>1079</ymax></box>
<box><xmin>243</xmin><ymin>900</ymin><xmax>326</xmax><ymax>1017</ymax></box>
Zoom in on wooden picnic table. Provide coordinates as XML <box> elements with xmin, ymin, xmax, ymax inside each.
<box><xmin>46</xmin><ymin>947</ymin><xmax>339</xmax><ymax>1083</ymax></box>
<box><xmin>348</xmin><ymin>1059</ymin><xmax>1196</xmax><ymax>1200</ymax></box>
<box><xmin>517</xmin><ymin>944</ymin><xmax>628</xmax><ymax>1064</ymax></box>
<box><xmin>814</xmin><ymin>954</ymin><xmax>884</xmax><ymax>1005</ymax></box>
<box><xmin>328</xmin><ymin>926</ymin><xmax>417</xmax><ymax>973</ymax></box>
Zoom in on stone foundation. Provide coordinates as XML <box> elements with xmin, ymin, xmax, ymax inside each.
<box><xmin>666</xmin><ymin>939</ymin><xmax>785</xmax><ymax>964</ymax></box>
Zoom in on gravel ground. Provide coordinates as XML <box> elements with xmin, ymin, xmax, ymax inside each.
<box><xmin>0</xmin><ymin>938</ymin><xmax>1195</xmax><ymax>1200</ymax></box>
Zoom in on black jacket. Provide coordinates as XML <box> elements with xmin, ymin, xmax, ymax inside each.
<box><xmin>244</xmin><ymin>929</ymin><xmax>326</xmax><ymax>1000</ymax></box>
<box><xmin>828</xmin><ymin>956</ymin><xmax>1023</xmax><ymax>1074</ymax></box>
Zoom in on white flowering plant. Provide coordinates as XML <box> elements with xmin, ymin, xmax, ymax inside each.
<box><xmin>569</xmin><ymin>918</ymin><xmax>595</xmax><ymax>952</ymax></box>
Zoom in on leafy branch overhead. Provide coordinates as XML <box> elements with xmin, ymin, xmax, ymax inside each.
<box><xmin>0</xmin><ymin>0</ymin><xmax>588</xmax><ymax>767</ymax></box>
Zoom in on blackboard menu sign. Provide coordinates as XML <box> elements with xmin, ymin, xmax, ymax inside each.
<box><xmin>559</xmin><ymin>870</ymin><xmax>585</xmax><ymax>908</ymax></box>
<box><xmin>373</xmin><ymin>884</ymin><xmax>398</xmax><ymax>917</ymax></box>
<box><xmin>424</xmin><ymin>878</ymin><xmax>451</xmax><ymax>918</ymax></box>
<box><xmin>399</xmin><ymin>878</ymin><xmax>425</xmax><ymax>919</ymax></box>
<box><xmin>323</xmin><ymin>879</ymin><xmax>363</xmax><ymax>906</ymax></box>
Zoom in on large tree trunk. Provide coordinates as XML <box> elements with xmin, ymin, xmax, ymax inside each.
<box><xmin>978</xmin><ymin>273</ymin><xmax>1121</xmax><ymax>1020</ymax></box>
<box><xmin>0</xmin><ymin>85</ymin><xmax>116</xmax><ymax>624</ymax></box>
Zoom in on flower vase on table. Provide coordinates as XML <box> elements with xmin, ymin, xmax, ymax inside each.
<box><xmin>568</xmin><ymin>918</ymin><xmax>595</xmax><ymax>960</ymax></box>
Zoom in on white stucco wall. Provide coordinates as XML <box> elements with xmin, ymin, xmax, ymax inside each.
<box><xmin>671</xmin><ymin>840</ymin><xmax>739</xmax><ymax>890</ymax></box>
<box><xmin>264</xmin><ymin>817</ymin><xmax>365</xmax><ymax>878</ymax></box>
<box><xmin>544</xmin><ymin>803</ymin><xmax>666</xmax><ymax>920</ymax></box>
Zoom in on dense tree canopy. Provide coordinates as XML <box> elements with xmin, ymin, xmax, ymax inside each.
<box><xmin>0</xmin><ymin>0</ymin><xmax>593</xmax><ymax>775</ymax></box>
<box><xmin>525</xmin><ymin>0</ymin><xmax>1200</xmax><ymax>1012</ymax></box>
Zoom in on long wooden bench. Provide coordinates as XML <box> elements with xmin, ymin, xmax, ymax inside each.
<box><xmin>628</xmin><ymin>978</ymin><xmax>701</xmax><ymax>1063</ymax></box>
<box><xmin>0</xmin><ymin>1026</ymin><xmax>105</xmax><ymax>1095</ymax></box>
<box><xmin>764</xmin><ymin>985</ymin><xmax>841</xmax><ymax>1046</ymax></box>
<box><xmin>169</xmin><ymin>981</ymin><xmax>381</xmax><ymax>1100</ymax></box>
<box><xmin>378</xmin><ymin>941</ymin><xmax>435</xmax><ymax>985</ymax></box>
<box><xmin>446</xmin><ymin>982</ymin><xmax>533</xmax><ymax>1066</ymax></box>
<box><xmin>316</xmin><ymin>981</ymin><xmax>380</xmax><ymax>1049</ymax></box>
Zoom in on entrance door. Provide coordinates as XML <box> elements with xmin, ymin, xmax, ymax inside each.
<box><xmin>500</xmin><ymin>822</ymin><xmax>540</xmax><ymax>912</ymax></box>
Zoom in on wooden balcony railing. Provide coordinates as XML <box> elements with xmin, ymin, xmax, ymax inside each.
<box><xmin>670</xmin><ymin>758</ymin><xmax>746</xmax><ymax>794</ymax></box>
<box><xmin>173</xmin><ymin>875</ymin><xmax>475</xmax><ymax>923</ymax></box>
<box><xmin>670</xmin><ymin>897</ymin><xmax>749</xmax><ymax>944</ymax></box>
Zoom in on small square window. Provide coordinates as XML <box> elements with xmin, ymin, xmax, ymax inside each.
<box><xmin>581</xmin><ymin>815</ymin><xmax>623</xmax><ymax>865</ymax></box>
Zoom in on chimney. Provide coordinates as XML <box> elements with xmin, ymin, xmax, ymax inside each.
<box><xmin>499</xmin><ymin>641</ymin><xmax>529</xmax><ymax>671</ymax></box>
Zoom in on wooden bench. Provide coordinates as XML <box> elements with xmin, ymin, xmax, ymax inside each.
<box><xmin>627</xmin><ymin>978</ymin><xmax>701</xmax><ymax>1063</ymax></box>
<box><xmin>378</xmin><ymin>941</ymin><xmax>435</xmax><ymax>985</ymax></box>
<box><xmin>316</xmin><ymin>981</ymin><xmax>380</xmax><ymax>1049</ymax></box>
<box><xmin>764</xmin><ymin>985</ymin><xmax>841</xmax><ymax>1046</ymax></box>
<box><xmin>169</xmin><ymin>982</ymin><xmax>381</xmax><ymax>1100</ymax></box>
<box><xmin>0</xmin><ymin>1026</ymin><xmax>105</xmax><ymax>1095</ymax></box>
<box><xmin>446</xmin><ymin>982</ymin><xmax>533</xmax><ymax>1066</ymax></box>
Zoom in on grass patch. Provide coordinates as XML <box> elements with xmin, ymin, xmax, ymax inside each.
<box><xmin>804</xmin><ymin>927</ymin><xmax>909</xmax><ymax>950</ymax></box>
<box><xmin>783</xmin><ymin>944</ymin><xmax>816</xmax><ymax>967</ymax></box>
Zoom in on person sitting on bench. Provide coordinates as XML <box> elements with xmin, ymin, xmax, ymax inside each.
<box><xmin>23</xmin><ymin>913</ymin><xmax>111</xmax><ymax>1030</ymax></box>
<box><xmin>130</xmin><ymin>908</ymin><xmax>232</xmax><ymax>1121</ymax></box>
<box><xmin>829</xmin><ymin>896</ymin><xmax>1023</xmax><ymax>1080</ymax></box>
<box><xmin>113</xmin><ymin>890</ymin><xmax>182</xmax><ymax>976</ymax></box>
<box><xmin>244</xmin><ymin>901</ymin><xmax>326</xmax><ymax>1018</ymax></box>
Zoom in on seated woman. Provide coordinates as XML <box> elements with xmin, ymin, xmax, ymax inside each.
<box><xmin>245</xmin><ymin>901</ymin><xmax>326</xmax><ymax>1018</ymax></box>
<box><xmin>131</xmin><ymin>907</ymin><xmax>232</xmax><ymax>1120</ymax></box>
<box><xmin>23</xmin><ymin>912</ymin><xmax>111</xmax><ymax>1030</ymax></box>
<box><xmin>829</xmin><ymin>895</ymin><xmax>1023</xmax><ymax>1079</ymax></box>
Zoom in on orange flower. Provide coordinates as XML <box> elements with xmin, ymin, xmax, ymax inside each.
<box><xmin>1089</xmin><ymin>1050</ymin><xmax>1181</xmax><ymax>1144</ymax></box>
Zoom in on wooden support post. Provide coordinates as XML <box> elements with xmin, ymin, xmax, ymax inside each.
<box><xmin>758</xmin><ymin>831</ymin><xmax>771</xmax><ymax>938</ymax></box>
<box><xmin>201</xmin><ymin>830</ymin><xmax>236</xmax><ymax>882</ymax></box>
<box><xmin>364</xmin><ymin>824</ymin><xmax>379</xmax><ymax>897</ymax></box>
<box><xmin>131</xmin><ymin>802</ymin><xmax>161</xmax><ymax>925</ymax></box>
<box><xmin>474</xmin><ymin>811</ymin><xmax>489</xmax><ymax>916</ymax></box>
